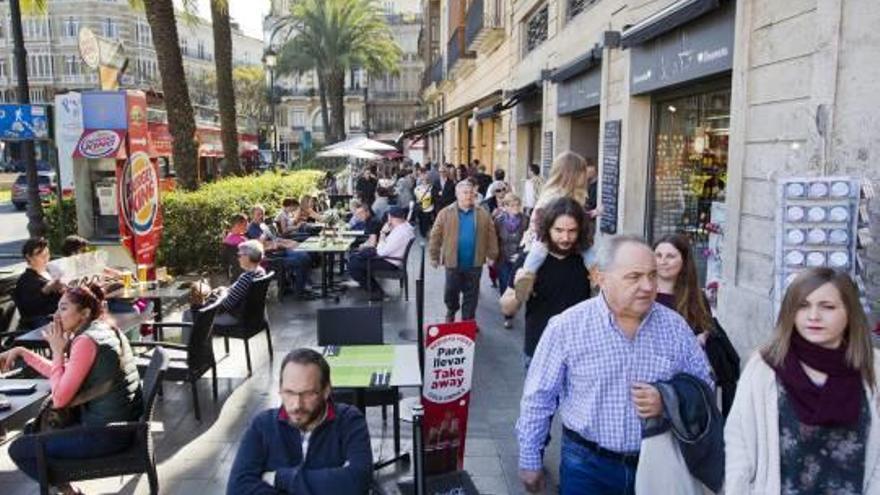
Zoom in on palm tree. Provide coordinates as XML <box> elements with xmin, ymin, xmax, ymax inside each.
<box><xmin>209</xmin><ymin>0</ymin><xmax>242</xmax><ymax>176</ymax></box>
<box><xmin>143</xmin><ymin>0</ymin><xmax>199</xmax><ymax>190</ymax></box>
<box><xmin>275</xmin><ymin>0</ymin><xmax>401</xmax><ymax>143</ymax></box>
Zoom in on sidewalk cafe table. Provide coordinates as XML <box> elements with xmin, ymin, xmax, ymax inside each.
<box><xmin>0</xmin><ymin>378</ymin><xmax>50</xmax><ymax>441</ymax></box>
<box><xmin>295</xmin><ymin>237</ymin><xmax>356</xmax><ymax>299</ymax></box>
<box><xmin>106</xmin><ymin>283</ymin><xmax>189</xmax><ymax>322</ymax></box>
<box><xmin>13</xmin><ymin>312</ymin><xmax>153</xmax><ymax>349</ymax></box>
<box><xmin>313</xmin><ymin>344</ymin><xmax>422</xmax><ymax>468</ymax></box>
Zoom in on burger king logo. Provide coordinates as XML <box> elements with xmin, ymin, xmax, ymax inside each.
<box><xmin>78</xmin><ymin>130</ymin><xmax>121</xmax><ymax>158</ymax></box>
<box><xmin>120</xmin><ymin>151</ymin><xmax>159</xmax><ymax>235</ymax></box>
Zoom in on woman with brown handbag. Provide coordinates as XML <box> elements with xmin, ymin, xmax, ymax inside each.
<box><xmin>0</xmin><ymin>284</ymin><xmax>143</xmax><ymax>495</ymax></box>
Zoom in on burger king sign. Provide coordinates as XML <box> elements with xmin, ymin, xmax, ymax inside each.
<box><xmin>119</xmin><ymin>151</ymin><xmax>160</xmax><ymax>236</ymax></box>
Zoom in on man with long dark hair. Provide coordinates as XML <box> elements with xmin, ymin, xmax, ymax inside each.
<box><xmin>501</xmin><ymin>197</ymin><xmax>593</xmax><ymax>367</ymax></box>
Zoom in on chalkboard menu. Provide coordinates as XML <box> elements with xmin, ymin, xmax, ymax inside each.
<box><xmin>600</xmin><ymin>120</ymin><xmax>622</xmax><ymax>234</ymax></box>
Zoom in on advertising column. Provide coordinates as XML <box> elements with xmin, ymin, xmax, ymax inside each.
<box><xmin>54</xmin><ymin>93</ymin><xmax>82</xmax><ymax>191</ymax></box>
<box><xmin>118</xmin><ymin>91</ymin><xmax>163</xmax><ymax>279</ymax></box>
<box><xmin>420</xmin><ymin>321</ymin><xmax>477</xmax><ymax>475</ymax></box>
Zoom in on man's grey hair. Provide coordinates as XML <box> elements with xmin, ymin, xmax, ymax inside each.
<box><xmin>593</xmin><ymin>234</ymin><xmax>651</xmax><ymax>271</ymax></box>
<box><xmin>455</xmin><ymin>180</ymin><xmax>474</xmax><ymax>191</ymax></box>
<box><xmin>238</xmin><ymin>239</ymin><xmax>264</xmax><ymax>263</ymax></box>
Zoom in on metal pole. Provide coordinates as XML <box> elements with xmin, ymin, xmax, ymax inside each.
<box><xmin>270</xmin><ymin>67</ymin><xmax>277</xmax><ymax>166</ymax></box>
<box><xmin>411</xmin><ymin>403</ymin><xmax>426</xmax><ymax>495</ymax></box>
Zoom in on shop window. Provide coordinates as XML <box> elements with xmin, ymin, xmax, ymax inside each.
<box><xmin>649</xmin><ymin>87</ymin><xmax>731</xmax><ymax>282</ymax></box>
<box><xmin>524</xmin><ymin>4</ymin><xmax>548</xmax><ymax>55</ymax></box>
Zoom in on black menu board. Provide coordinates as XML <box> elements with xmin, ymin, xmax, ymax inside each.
<box><xmin>600</xmin><ymin>120</ymin><xmax>622</xmax><ymax>234</ymax></box>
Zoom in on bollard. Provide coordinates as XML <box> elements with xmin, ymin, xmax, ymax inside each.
<box><xmin>412</xmin><ymin>403</ymin><xmax>426</xmax><ymax>495</ymax></box>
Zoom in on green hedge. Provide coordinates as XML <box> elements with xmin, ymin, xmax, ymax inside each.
<box><xmin>41</xmin><ymin>170</ymin><xmax>323</xmax><ymax>274</ymax></box>
<box><xmin>158</xmin><ymin>170</ymin><xmax>323</xmax><ymax>273</ymax></box>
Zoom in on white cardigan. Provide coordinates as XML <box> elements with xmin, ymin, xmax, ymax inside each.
<box><xmin>724</xmin><ymin>353</ymin><xmax>880</xmax><ymax>494</ymax></box>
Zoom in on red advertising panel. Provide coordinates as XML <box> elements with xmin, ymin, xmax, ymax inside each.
<box><xmin>116</xmin><ymin>91</ymin><xmax>163</xmax><ymax>272</ymax></box>
<box><xmin>197</xmin><ymin>127</ymin><xmax>223</xmax><ymax>157</ymax></box>
<box><xmin>148</xmin><ymin>123</ymin><xmax>173</xmax><ymax>158</ymax></box>
<box><xmin>421</xmin><ymin>321</ymin><xmax>477</xmax><ymax>475</ymax></box>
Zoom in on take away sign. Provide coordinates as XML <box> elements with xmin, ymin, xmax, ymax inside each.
<box><xmin>421</xmin><ymin>320</ymin><xmax>477</xmax><ymax>475</ymax></box>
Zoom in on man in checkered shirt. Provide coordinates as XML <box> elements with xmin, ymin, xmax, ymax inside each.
<box><xmin>516</xmin><ymin>235</ymin><xmax>713</xmax><ymax>494</ymax></box>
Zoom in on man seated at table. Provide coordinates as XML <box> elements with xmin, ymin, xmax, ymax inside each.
<box><xmin>246</xmin><ymin>205</ymin><xmax>314</xmax><ymax>298</ymax></box>
<box><xmin>215</xmin><ymin>240</ymin><xmax>267</xmax><ymax>325</ymax></box>
<box><xmin>227</xmin><ymin>348</ymin><xmax>373</xmax><ymax>494</ymax></box>
<box><xmin>275</xmin><ymin>198</ymin><xmax>304</xmax><ymax>237</ymax></box>
<box><xmin>347</xmin><ymin>206</ymin><xmax>414</xmax><ymax>300</ymax></box>
<box><xmin>351</xmin><ymin>203</ymin><xmax>383</xmax><ymax>251</ymax></box>
<box><xmin>14</xmin><ymin>237</ymin><xmax>64</xmax><ymax>330</ymax></box>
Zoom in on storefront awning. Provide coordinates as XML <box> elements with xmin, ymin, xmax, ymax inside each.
<box><xmin>73</xmin><ymin>129</ymin><xmax>127</xmax><ymax>159</ymax></box>
<box><xmin>398</xmin><ymin>90</ymin><xmax>503</xmax><ymax>142</ymax></box>
<box><xmin>550</xmin><ymin>46</ymin><xmax>603</xmax><ymax>83</ymax></box>
<box><xmin>620</xmin><ymin>0</ymin><xmax>721</xmax><ymax>48</ymax></box>
<box><xmin>502</xmin><ymin>81</ymin><xmax>541</xmax><ymax>106</ymax></box>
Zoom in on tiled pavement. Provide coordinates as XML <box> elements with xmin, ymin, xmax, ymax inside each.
<box><xmin>0</xmin><ymin>242</ymin><xmax>564</xmax><ymax>494</ymax></box>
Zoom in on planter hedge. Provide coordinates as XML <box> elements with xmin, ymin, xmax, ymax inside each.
<box><xmin>42</xmin><ymin>170</ymin><xmax>323</xmax><ymax>274</ymax></box>
<box><xmin>158</xmin><ymin>170</ymin><xmax>323</xmax><ymax>273</ymax></box>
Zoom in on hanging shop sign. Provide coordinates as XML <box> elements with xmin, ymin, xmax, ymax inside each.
<box><xmin>0</xmin><ymin>104</ymin><xmax>49</xmax><ymax>140</ymax></box>
<box><xmin>557</xmin><ymin>69</ymin><xmax>602</xmax><ymax>115</ymax></box>
<box><xmin>73</xmin><ymin>129</ymin><xmax>125</xmax><ymax>159</ymax></box>
<box><xmin>628</xmin><ymin>0</ymin><xmax>735</xmax><ymax>95</ymax></box>
<box><xmin>774</xmin><ymin>176</ymin><xmax>860</xmax><ymax>313</ymax></box>
<box><xmin>600</xmin><ymin>120</ymin><xmax>622</xmax><ymax>234</ymax></box>
<box><xmin>421</xmin><ymin>321</ymin><xmax>477</xmax><ymax>476</ymax></box>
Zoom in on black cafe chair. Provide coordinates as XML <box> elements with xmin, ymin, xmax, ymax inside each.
<box><xmin>316</xmin><ymin>305</ymin><xmax>397</xmax><ymax>421</ymax></box>
<box><xmin>131</xmin><ymin>298</ymin><xmax>223</xmax><ymax>421</ymax></box>
<box><xmin>213</xmin><ymin>272</ymin><xmax>275</xmax><ymax>375</ymax></box>
<box><xmin>366</xmin><ymin>237</ymin><xmax>415</xmax><ymax>301</ymax></box>
<box><xmin>33</xmin><ymin>347</ymin><xmax>169</xmax><ymax>495</ymax></box>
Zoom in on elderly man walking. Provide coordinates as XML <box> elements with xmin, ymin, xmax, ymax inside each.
<box><xmin>429</xmin><ymin>180</ymin><xmax>499</xmax><ymax>323</ymax></box>
<box><xmin>516</xmin><ymin>235</ymin><xmax>712</xmax><ymax>495</ymax></box>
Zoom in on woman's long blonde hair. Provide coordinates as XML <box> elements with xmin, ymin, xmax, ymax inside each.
<box><xmin>762</xmin><ymin>267</ymin><xmax>875</xmax><ymax>387</ymax></box>
<box><xmin>536</xmin><ymin>151</ymin><xmax>589</xmax><ymax>208</ymax></box>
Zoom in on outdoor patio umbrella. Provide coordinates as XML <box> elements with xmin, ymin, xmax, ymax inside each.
<box><xmin>325</xmin><ymin>136</ymin><xmax>397</xmax><ymax>152</ymax></box>
<box><xmin>316</xmin><ymin>147</ymin><xmax>382</xmax><ymax>160</ymax></box>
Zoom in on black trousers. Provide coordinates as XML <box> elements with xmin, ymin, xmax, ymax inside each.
<box><xmin>444</xmin><ymin>268</ymin><xmax>482</xmax><ymax>320</ymax></box>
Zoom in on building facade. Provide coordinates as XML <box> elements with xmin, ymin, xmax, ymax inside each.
<box><xmin>0</xmin><ymin>0</ymin><xmax>263</xmax><ymax>115</ymax></box>
<box><xmin>264</xmin><ymin>0</ymin><xmax>423</xmax><ymax>160</ymax></box>
<box><xmin>414</xmin><ymin>0</ymin><xmax>880</xmax><ymax>354</ymax></box>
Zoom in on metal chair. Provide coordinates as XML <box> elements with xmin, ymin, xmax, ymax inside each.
<box><xmin>366</xmin><ymin>237</ymin><xmax>415</xmax><ymax>301</ymax></box>
<box><xmin>213</xmin><ymin>272</ymin><xmax>275</xmax><ymax>375</ymax></box>
<box><xmin>131</xmin><ymin>298</ymin><xmax>223</xmax><ymax>421</ymax></box>
<box><xmin>33</xmin><ymin>347</ymin><xmax>170</xmax><ymax>495</ymax></box>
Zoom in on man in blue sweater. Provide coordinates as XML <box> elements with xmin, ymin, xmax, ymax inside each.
<box><xmin>227</xmin><ymin>348</ymin><xmax>373</xmax><ymax>494</ymax></box>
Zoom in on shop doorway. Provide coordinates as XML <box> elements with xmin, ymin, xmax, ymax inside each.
<box><xmin>647</xmin><ymin>84</ymin><xmax>731</xmax><ymax>283</ymax></box>
<box><xmin>569</xmin><ymin>111</ymin><xmax>600</xmax><ymax>166</ymax></box>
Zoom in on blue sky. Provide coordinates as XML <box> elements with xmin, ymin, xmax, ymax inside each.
<box><xmin>177</xmin><ymin>0</ymin><xmax>270</xmax><ymax>40</ymax></box>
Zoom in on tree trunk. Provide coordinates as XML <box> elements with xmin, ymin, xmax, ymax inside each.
<box><xmin>144</xmin><ymin>0</ymin><xmax>199</xmax><ymax>190</ymax></box>
<box><xmin>326</xmin><ymin>68</ymin><xmax>346</xmax><ymax>144</ymax></box>
<box><xmin>211</xmin><ymin>1</ymin><xmax>241</xmax><ymax>176</ymax></box>
<box><xmin>10</xmin><ymin>0</ymin><xmax>45</xmax><ymax>237</ymax></box>
<box><xmin>317</xmin><ymin>70</ymin><xmax>331</xmax><ymax>143</ymax></box>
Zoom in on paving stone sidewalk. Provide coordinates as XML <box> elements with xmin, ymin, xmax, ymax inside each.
<box><xmin>0</xmin><ymin>243</ymin><xmax>564</xmax><ymax>494</ymax></box>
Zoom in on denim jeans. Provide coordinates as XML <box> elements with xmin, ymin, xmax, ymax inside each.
<box><xmin>9</xmin><ymin>429</ymin><xmax>134</xmax><ymax>480</ymax></box>
<box><xmin>559</xmin><ymin>435</ymin><xmax>636</xmax><ymax>495</ymax></box>
<box><xmin>348</xmin><ymin>249</ymin><xmax>398</xmax><ymax>294</ymax></box>
<box><xmin>281</xmin><ymin>249</ymin><xmax>312</xmax><ymax>292</ymax></box>
<box><xmin>497</xmin><ymin>260</ymin><xmax>514</xmax><ymax>296</ymax></box>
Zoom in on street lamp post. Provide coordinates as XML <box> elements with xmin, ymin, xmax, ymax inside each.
<box><xmin>262</xmin><ymin>48</ymin><xmax>278</xmax><ymax>166</ymax></box>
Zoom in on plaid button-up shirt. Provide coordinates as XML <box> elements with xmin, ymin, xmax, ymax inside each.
<box><xmin>516</xmin><ymin>295</ymin><xmax>713</xmax><ymax>471</ymax></box>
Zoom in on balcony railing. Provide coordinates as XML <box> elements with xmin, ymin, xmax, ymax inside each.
<box><xmin>466</xmin><ymin>0</ymin><xmax>504</xmax><ymax>51</ymax></box>
<box><xmin>447</xmin><ymin>26</ymin><xmax>475</xmax><ymax>74</ymax></box>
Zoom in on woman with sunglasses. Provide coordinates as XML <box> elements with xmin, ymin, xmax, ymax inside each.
<box><xmin>481</xmin><ymin>181</ymin><xmax>510</xmax><ymax>216</ymax></box>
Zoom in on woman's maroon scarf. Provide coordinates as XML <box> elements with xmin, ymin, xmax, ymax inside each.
<box><xmin>776</xmin><ymin>331</ymin><xmax>863</xmax><ymax>427</ymax></box>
